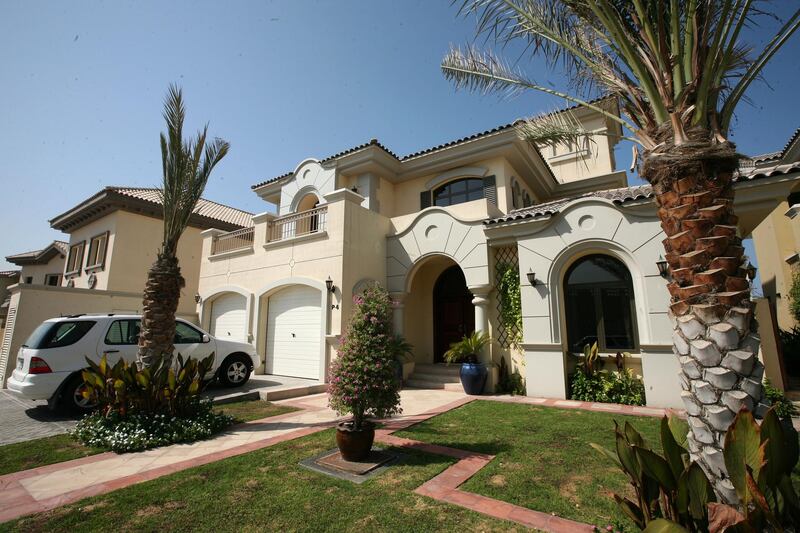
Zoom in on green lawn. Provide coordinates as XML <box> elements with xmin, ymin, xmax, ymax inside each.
<box><xmin>1</xmin><ymin>429</ymin><xmax>522</xmax><ymax>533</ymax></box>
<box><xmin>0</xmin><ymin>400</ymin><xmax>297</xmax><ymax>477</ymax></box>
<box><xmin>397</xmin><ymin>400</ymin><xmax>662</xmax><ymax>530</ymax></box>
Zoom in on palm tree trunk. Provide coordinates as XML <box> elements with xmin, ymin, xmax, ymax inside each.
<box><xmin>137</xmin><ymin>253</ymin><xmax>184</xmax><ymax>369</ymax></box>
<box><xmin>644</xmin><ymin>138</ymin><xmax>766</xmax><ymax>505</ymax></box>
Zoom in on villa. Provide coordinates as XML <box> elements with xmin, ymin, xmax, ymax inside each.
<box><xmin>196</xmin><ymin>100</ymin><xmax>800</xmax><ymax>408</ymax></box>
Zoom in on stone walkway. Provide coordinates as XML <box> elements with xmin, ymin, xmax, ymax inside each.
<box><xmin>0</xmin><ymin>390</ymin><xmax>675</xmax><ymax>531</ymax></box>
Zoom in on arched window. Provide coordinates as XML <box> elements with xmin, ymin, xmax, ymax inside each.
<box><xmin>564</xmin><ymin>254</ymin><xmax>637</xmax><ymax>353</ymax></box>
<box><xmin>522</xmin><ymin>191</ymin><xmax>532</xmax><ymax>208</ymax></box>
<box><xmin>433</xmin><ymin>178</ymin><xmax>484</xmax><ymax>207</ymax></box>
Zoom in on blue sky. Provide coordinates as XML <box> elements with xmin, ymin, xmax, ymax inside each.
<box><xmin>1</xmin><ymin>1</ymin><xmax>798</xmax><ymax>274</ymax></box>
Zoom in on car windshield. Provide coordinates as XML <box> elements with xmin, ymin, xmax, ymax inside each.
<box><xmin>24</xmin><ymin>321</ymin><xmax>96</xmax><ymax>349</ymax></box>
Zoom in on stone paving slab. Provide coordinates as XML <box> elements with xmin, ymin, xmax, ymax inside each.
<box><xmin>0</xmin><ymin>391</ymin><xmax>77</xmax><ymax>445</ymax></box>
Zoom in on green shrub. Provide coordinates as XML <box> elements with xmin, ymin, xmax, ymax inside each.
<box><xmin>328</xmin><ymin>284</ymin><xmax>402</xmax><ymax>430</ymax></box>
<box><xmin>443</xmin><ymin>331</ymin><xmax>491</xmax><ymax>364</ymax></box>
<box><xmin>496</xmin><ymin>356</ymin><xmax>526</xmax><ymax>395</ymax></box>
<box><xmin>72</xmin><ymin>398</ymin><xmax>233</xmax><ymax>452</ymax></box>
<box><xmin>790</xmin><ymin>266</ymin><xmax>800</xmax><ymax>323</ymax></box>
<box><xmin>764</xmin><ymin>378</ymin><xmax>797</xmax><ymax>419</ymax></box>
<box><xmin>81</xmin><ymin>352</ymin><xmax>215</xmax><ymax>418</ymax></box>
<box><xmin>779</xmin><ymin>327</ymin><xmax>800</xmax><ymax>376</ymax></box>
<box><xmin>570</xmin><ymin>368</ymin><xmax>645</xmax><ymax>406</ymax></box>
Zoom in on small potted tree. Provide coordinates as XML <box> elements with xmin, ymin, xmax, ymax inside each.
<box><xmin>328</xmin><ymin>284</ymin><xmax>402</xmax><ymax>461</ymax></box>
<box><xmin>444</xmin><ymin>331</ymin><xmax>490</xmax><ymax>395</ymax></box>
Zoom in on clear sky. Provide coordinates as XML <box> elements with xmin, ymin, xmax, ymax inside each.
<box><xmin>1</xmin><ymin>1</ymin><xmax>798</xmax><ymax>273</ymax></box>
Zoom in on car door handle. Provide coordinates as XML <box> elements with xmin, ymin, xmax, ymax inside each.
<box><xmin>105</xmin><ymin>350</ymin><xmax>120</xmax><ymax>354</ymax></box>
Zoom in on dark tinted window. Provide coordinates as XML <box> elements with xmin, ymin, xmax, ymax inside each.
<box><xmin>25</xmin><ymin>321</ymin><xmax>96</xmax><ymax>349</ymax></box>
<box><xmin>105</xmin><ymin>320</ymin><xmax>141</xmax><ymax>345</ymax></box>
<box><xmin>433</xmin><ymin>178</ymin><xmax>484</xmax><ymax>207</ymax></box>
<box><xmin>564</xmin><ymin>255</ymin><xmax>637</xmax><ymax>353</ymax></box>
<box><xmin>175</xmin><ymin>322</ymin><xmax>203</xmax><ymax>344</ymax></box>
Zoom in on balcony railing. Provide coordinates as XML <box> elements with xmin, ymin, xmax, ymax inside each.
<box><xmin>211</xmin><ymin>226</ymin><xmax>255</xmax><ymax>255</ymax></box>
<box><xmin>267</xmin><ymin>206</ymin><xmax>327</xmax><ymax>243</ymax></box>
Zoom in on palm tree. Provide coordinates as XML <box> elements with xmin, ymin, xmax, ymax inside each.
<box><xmin>442</xmin><ymin>1</ymin><xmax>799</xmax><ymax>503</ymax></box>
<box><xmin>137</xmin><ymin>85</ymin><xmax>230</xmax><ymax>370</ymax></box>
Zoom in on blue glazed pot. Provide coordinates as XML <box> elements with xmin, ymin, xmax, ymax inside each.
<box><xmin>460</xmin><ymin>362</ymin><xmax>488</xmax><ymax>395</ymax></box>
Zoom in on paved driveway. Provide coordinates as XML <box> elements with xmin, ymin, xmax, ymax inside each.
<box><xmin>0</xmin><ymin>375</ymin><xmax>321</xmax><ymax>446</ymax></box>
<box><xmin>0</xmin><ymin>391</ymin><xmax>77</xmax><ymax>446</ymax></box>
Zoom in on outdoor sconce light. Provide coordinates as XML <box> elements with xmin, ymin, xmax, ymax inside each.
<box><xmin>526</xmin><ymin>269</ymin><xmax>539</xmax><ymax>287</ymax></box>
<box><xmin>326</xmin><ymin>276</ymin><xmax>339</xmax><ymax>309</ymax></box>
<box><xmin>656</xmin><ymin>256</ymin><xmax>670</xmax><ymax>279</ymax></box>
<box><xmin>194</xmin><ymin>294</ymin><xmax>202</xmax><ymax>304</ymax></box>
<box><xmin>745</xmin><ymin>263</ymin><xmax>757</xmax><ymax>282</ymax></box>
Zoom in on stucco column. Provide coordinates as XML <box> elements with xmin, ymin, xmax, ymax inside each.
<box><xmin>389</xmin><ymin>292</ymin><xmax>407</xmax><ymax>336</ymax></box>
<box><xmin>470</xmin><ymin>286</ymin><xmax>492</xmax><ymax>364</ymax></box>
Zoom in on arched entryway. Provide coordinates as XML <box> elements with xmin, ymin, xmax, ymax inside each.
<box><xmin>433</xmin><ymin>265</ymin><xmax>474</xmax><ymax>362</ymax></box>
<box><xmin>563</xmin><ymin>254</ymin><xmax>639</xmax><ymax>354</ymax></box>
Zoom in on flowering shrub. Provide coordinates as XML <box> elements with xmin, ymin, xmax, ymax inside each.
<box><xmin>328</xmin><ymin>283</ymin><xmax>402</xmax><ymax>430</ymax></box>
<box><xmin>72</xmin><ymin>398</ymin><xmax>233</xmax><ymax>452</ymax></box>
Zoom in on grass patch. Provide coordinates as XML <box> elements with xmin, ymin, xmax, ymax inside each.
<box><xmin>397</xmin><ymin>400</ymin><xmax>662</xmax><ymax>530</ymax></box>
<box><xmin>0</xmin><ymin>400</ymin><xmax>297</xmax><ymax>476</ymax></box>
<box><xmin>0</xmin><ymin>434</ymin><xmax>104</xmax><ymax>477</ymax></box>
<box><xmin>215</xmin><ymin>399</ymin><xmax>298</xmax><ymax>423</ymax></box>
<box><xmin>2</xmin><ymin>429</ymin><xmax>523</xmax><ymax>532</ymax></box>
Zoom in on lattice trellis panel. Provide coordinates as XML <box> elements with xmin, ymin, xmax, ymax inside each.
<box><xmin>494</xmin><ymin>246</ymin><xmax>522</xmax><ymax>349</ymax></box>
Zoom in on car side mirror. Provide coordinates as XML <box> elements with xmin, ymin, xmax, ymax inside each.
<box><xmin>202</xmin><ymin>334</ymin><xmax>210</xmax><ymax>344</ymax></box>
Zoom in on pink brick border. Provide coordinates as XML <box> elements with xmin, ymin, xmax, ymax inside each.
<box><xmin>0</xmin><ymin>393</ymin><xmax>675</xmax><ymax>529</ymax></box>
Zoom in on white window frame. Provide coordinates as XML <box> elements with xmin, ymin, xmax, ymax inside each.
<box><xmin>44</xmin><ymin>273</ymin><xmax>62</xmax><ymax>286</ymax></box>
<box><xmin>85</xmin><ymin>232</ymin><xmax>108</xmax><ymax>271</ymax></box>
<box><xmin>65</xmin><ymin>242</ymin><xmax>85</xmax><ymax>276</ymax></box>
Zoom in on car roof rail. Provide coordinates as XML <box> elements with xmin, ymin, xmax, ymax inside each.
<box><xmin>63</xmin><ymin>313</ymin><xmax>86</xmax><ymax>318</ymax></box>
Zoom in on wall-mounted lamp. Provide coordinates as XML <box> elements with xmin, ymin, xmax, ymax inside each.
<box><xmin>745</xmin><ymin>263</ymin><xmax>757</xmax><ymax>282</ymax></box>
<box><xmin>194</xmin><ymin>293</ymin><xmax>202</xmax><ymax>304</ymax></box>
<box><xmin>526</xmin><ymin>269</ymin><xmax>539</xmax><ymax>286</ymax></box>
<box><xmin>656</xmin><ymin>256</ymin><xmax>670</xmax><ymax>279</ymax></box>
<box><xmin>325</xmin><ymin>276</ymin><xmax>336</xmax><ymax>293</ymax></box>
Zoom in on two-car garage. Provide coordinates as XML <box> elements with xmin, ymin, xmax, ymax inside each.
<box><xmin>206</xmin><ymin>285</ymin><xmax>324</xmax><ymax>381</ymax></box>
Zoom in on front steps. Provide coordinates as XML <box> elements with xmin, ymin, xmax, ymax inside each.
<box><xmin>406</xmin><ymin>363</ymin><xmax>462</xmax><ymax>391</ymax></box>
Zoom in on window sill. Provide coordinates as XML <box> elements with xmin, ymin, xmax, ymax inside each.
<box><xmin>84</xmin><ymin>265</ymin><xmax>104</xmax><ymax>274</ymax></box>
<box><xmin>263</xmin><ymin>230</ymin><xmax>327</xmax><ymax>249</ymax></box>
<box><xmin>548</xmin><ymin>149</ymin><xmax>590</xmax><ymax>163</ymax></box>
<box><xmin>64</xmin><ymin>270</ymin><xmax>81</xmax><ymax>278</ymax></box>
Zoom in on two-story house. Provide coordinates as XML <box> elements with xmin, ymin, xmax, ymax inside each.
<box><xmin>197</xmin><ymin>101</ymin><xmax>799</xmax><ymax>409</ymax></box>
<box><xmin>0</xmin><ymin>186</ymin><xmax>253</xmax><ymax>386</ymax></box>
<box><xmin>5</xmin><ymin>241</ymin><xmax>68</xmax><ymax>287</ymax></box>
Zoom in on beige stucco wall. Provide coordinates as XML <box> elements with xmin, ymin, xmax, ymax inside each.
<box><xmin>64</xmin><ymin>210</ymin><xmax>203</xmax><ymax>317</ymax></box>
<box><xmin>0</xmin><ymin>283</ymin><xmax>198</xmax><ymax>386</ymax></box>
<box><xmin>197</xmin><ymin>189</ymin><xmax>385</xmax><ymax>379</ymax></box>
<box><xmin>751</xmin><ymin>198</ymin><xmax>800</xmax><ymax>331</ymax></box>
<box><xmin>19</xmin><ymin>254</ymin><xmax>65</xmax><ymax>286</ymax></box>
<box><xmin>542</xmin><ymin>110</ymin><xmax>617</xmax><ymax>184</ymax></box>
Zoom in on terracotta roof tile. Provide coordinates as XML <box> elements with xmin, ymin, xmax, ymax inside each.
<box><xmin>109</xmin><ymin>187</ymin><xmax>254</xmax><ymax>228</ymax></box>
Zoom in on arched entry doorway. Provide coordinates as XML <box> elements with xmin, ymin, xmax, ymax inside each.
<box><xmin>563</xmin><ymin>254</ymin><xmax>638</xmax><ymax>354</ymax></box>
<box><xmin>433</xmin><ymin>265</ymin><xmax>474</xmax><ymax>362</ymax></box>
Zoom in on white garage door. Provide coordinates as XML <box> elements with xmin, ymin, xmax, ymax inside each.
<box><xmin>209</xmin><ymin>293</ymin><xmax>248</xmax><ymax>343</ymax></box>
<box><xmin>266</xmin><ymin>285</ymin><xmax>322</xmax><ymax>379</ymax></box>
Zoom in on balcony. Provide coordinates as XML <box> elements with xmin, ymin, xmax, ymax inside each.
<box><xmin>267</xmin><ymin>205</ymin><xmax>328</xmax><ymax>243</ymax></box>
<box><xmin>211</xmin><ymin>226</ymin><xmax>255</xmax><ymax>256</ymax></box>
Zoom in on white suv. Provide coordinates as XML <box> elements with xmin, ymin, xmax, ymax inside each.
<box><xmin>7</xmin><ymin>314</ymin><xmax>260</xmax><ymax>412</ymax></box>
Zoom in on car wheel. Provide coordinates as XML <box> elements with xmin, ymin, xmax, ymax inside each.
<box><xmin>218</xmin><ymin>354</ymin><xmax>252</xmax><ymax>387</ymax></box>
<box><xmin>60</xmin><ymin>375</ymin><xmax>97</xmax><ymax>415</ymax></box>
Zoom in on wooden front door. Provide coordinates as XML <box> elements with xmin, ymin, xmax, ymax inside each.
<box><xmin>433</xmin><ymin>266</ymin><xmax>475</xmax><ymax>363</ymax></box>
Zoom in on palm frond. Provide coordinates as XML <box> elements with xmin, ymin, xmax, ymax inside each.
<box><xmin>158</xmin><ymin>85</ymin><xmax>230</xmax><ymax>256</ymax></box>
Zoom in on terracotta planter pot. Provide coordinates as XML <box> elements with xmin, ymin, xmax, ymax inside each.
<box><xmin>335</xmin><ymin>420</ymin><xmax>375</xmax><ymax>461</ymax></box>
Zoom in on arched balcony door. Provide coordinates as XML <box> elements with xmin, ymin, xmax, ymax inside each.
<box><xmin>564</xmin><ymin>254</ymin><xmax>638</xmax><ymax>353</ymax></box>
